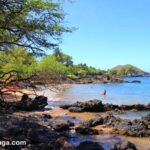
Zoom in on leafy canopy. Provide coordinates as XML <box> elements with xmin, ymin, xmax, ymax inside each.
<box><xmin>0</xmin><ymin>0</ymin><xmax>70</xmax><ymax>55</ymax></box>
<box><xmin>0</xmin><ymin>47</ymin><xmax>37</xmax><ymax>77</ymax></box>
<box><xmin>38</xmin><ymin>54</ymin><xmax>67</xmax><ymax>80</ymax></box>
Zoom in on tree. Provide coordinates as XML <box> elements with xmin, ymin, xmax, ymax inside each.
<box><xmin>53</xmin><ymin>52</ymin><xmax>73</xmax><ymax>66</ymax></box>
<box><xmin>0</xmin><ymin>0</ymin><xmax>71</xmax><ymax>55</ymax></box>
<box><xmin>38</xmin><ymin>55</ymin><xmax>67</xmax><ymax>80</ymax></box>
<box><xmin>0</xmin><ymin>47</ymin><xmax>37</xmax><ymax>77</ymax></box>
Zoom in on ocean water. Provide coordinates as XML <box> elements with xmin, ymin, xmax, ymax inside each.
<box><xmin>47</xmin><ymin>77</ymin><xmax>150</xmax><ymax>106</ymax></box>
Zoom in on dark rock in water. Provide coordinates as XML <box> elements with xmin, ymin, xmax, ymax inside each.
<box><xmin>69</xmin><ymin>107</ymin><xmax>84</xmax><ymax>112</ymax></box>
<box><xmin>49</xmin><ymin>117</ymin><xmax>74</xmax><ymax>132</ymax></box>
<box><xmin>32</xmin><ymin>96</ymin><xmax>48</xmax><ymax>110</ymax></box>
<box><xmin>42</xmin><ymin>114</ymin><xmax>52</xmax><ymax>119</ymax></box>
<box><xmin>104</xmin><ymin>103</ymin><xmax>120</xmax><ymax>111</ymax></box>
<box><xmin>120</xmin><ymin>105</ymin><xmax>133</xmax><ymax>111</ymax></box>
<box><xmin>53</xmin><ymin>123</ymin><xmax>70</xmax><ymax>132</ymax></box>
<box><xmin>38</xmin><ymin>138</ymin><xmax>75</xmax><ymax>150</ymax></box>
<box><xmin>98</xmin><ymin>114</ymin><xmax>117</xmax><ymax>125</ymax></box>
<box><xmin>107</xmin><ymin>118</ymin><xmax>149</xmax><ymax>137</ymax></box>
<box><xmin>80</xmin><ymin>114</ymin><xmax>117</xmax><ymax>128</ymax></box>
<box><xmin>17</xmin><ymin>94</ymin><xmax>48</xmax><ymax>111</ymax></box>
<box><xmin>61</xmin><ymin>99</ymin><xmax>150</xmax><ymax>112</ymax></box>
<box><xmin>66</xmin><ymin>100</ymin><xmax>104</xmax><ymax>112</ymax></box>
<box><xmin>27</xmin><ymin>125</ymin><xmax>57</xmax><ymax>143</ymax></box>
<box><xmin>113</xmin><ymin>141</ymin><xmax>137</xmax><ymax>150</ymax></box>
<box><xmin>75</xmin><ymin>126</ymin><xmax>100</xmax><ymax>135</ymax></box>
<box><xmin>81</xmin><ymin>117</ymin><xmax>104</xmax><ymax>127</ymax></box>
<box><xmin>76</xmin><ymin>141</ymin><xmax>104</xmax><ymax>150</ymax></box>
<box><xmin>0</xmin><ymin>114</ymin><xmax>77</xmax><ymax>150</ymax></box>
<box><xmin>84</xmin><ymin>114</ymin><xmax>150</xmax><ymax>137</ymax></box>
<box><xmin>132</xmin><ymin>104</ymin><xmax>147</xmax><ymax>111</ymax></box>
<box><xmin>60</xmin><ymin>104</ymin><xmax>72</xmax><ymax>109</ymax></box>
<box><xmin>142</xmin><ymin>114</ymin><xmax>150</xmax><ymax>122</ymax></box>
<box><xmin>131</xmin><ymin>80</ymin><xmax>141</xmax><ymax>83</ymax></box>
<box><xmin>67</xmin><ymin>120</ymin><xmax>75</xmax><ymax>127</ymax></box>
<box><xmin>142</xmin><ymin>114</ymin><xmax>150</xmax><ymax>126</ymax></box>
<box><xmin>120</xmin><ymin>104</ymin><xmax>149</xmax><ymax>111</ymax></box>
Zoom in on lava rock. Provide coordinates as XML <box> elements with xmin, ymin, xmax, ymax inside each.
<box><xmin>17</xmin><ymin>94</ymin><xmax>48</xmax><ymax>111</ymax></box>
<box><xmin>76</xmin><ymin>141</ymin><xmax>104</xmax><ymax>150</ymax></box>
<box><xmin>49</xmin><ymin>117</ymin><xmax>74</xmax><ymax>132</ymax></box>
<box><xmin>113</xmin><ymin>141</ymin><xmax>137</xmax><ymax>150</ymax></box>
<box><xmin>75</xmin><ymin>126</ymin><xmax>100</xmax><ymax>135</ymax></box>
<box><xmin>81</xmin><ymin>117</ymin><xmax>104</xmax><ymax>127</ymax></box>
<box><xmin>131</xmin><ymin>80</ymin><xmax>141</xmax><ymax>83</ymax></box>
<box><xmin>107</xmin><ymin>117</ymin><xmax>150</xmax><ymax>137</ymax></box>
<box><xmin>66</xmin><ymin>100</ymin><xmax>105</xmax><ymax>112</ymax></box>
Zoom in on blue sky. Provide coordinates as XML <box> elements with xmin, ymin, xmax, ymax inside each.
<box><xmin>59</xmin><ymin>0</ymin><xmax>150</xmax><ymax>71</ymax></box>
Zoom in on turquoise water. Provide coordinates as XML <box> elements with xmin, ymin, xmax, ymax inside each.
<box><xmin>50</xmin><ymin>77</ymin><xmax>150</xmax><ymax>106</ymax></box>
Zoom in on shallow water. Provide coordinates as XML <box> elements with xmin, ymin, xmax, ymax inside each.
<box><xmin>69</xmin><ymin>132</ymin><xmax>121</xmax><ymax>150</ymax></box>
<box><xmin>115</xmin><ymin>111</ymin><xmax>150</xmax><ymax>120</ymax></box>
<box><xmin>46</xmin><ymin>77</ymin><xmax>150</xmax><ymax>106</ymax></box>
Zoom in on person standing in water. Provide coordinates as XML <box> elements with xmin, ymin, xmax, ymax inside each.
<box><xmin>102</xmin><ymin>89</ymin><xmax>106</xmax><ymax>96</ymax></box>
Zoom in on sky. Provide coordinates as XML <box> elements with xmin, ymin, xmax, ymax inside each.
<box><xmin>60</xmin><ymin>0</ymin><xmax>150</xmax><ymax>71</ymax></box>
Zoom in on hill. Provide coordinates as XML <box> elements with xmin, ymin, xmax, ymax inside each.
<box><xmin>108</xmin><ymin>64</ymin><xmax>149</xmax><ymax>77</ymax></box>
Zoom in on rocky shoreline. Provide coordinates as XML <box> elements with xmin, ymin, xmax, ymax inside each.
<box><xmin>0</xmin><ymin>96</ymin><xmax>150</xmax><ymax>149</ymax></box>
<box><xmin>36</xmin><ymin>75</ymin><xmax>141</xmax><ymax>84</ymax></box>
<box><xmin>61</xmin><ymin>75</ymin><xmax>141</xmax><ymax>84</ymax></box>
<box><xmin>60</xmin><ymin>99</ymin><xmax>150</xmax><ymax>112</ymax></box>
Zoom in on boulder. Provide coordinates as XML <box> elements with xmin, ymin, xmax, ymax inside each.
<box><xmin>66</xmin><ymin>100</ymin><xmax>104</xmax><ymax>112</ymax></box>
<box><xmin>113</xmin><ymin>141</ymin><xmax>137</xmax><ymax>150</ymax></box>
<box><xmin>75</xmin><ymin>126</ymin><xmax>100</xmax><ymax>135</ymax></box>
<box><xmin>104</xmin><ymin>103</ymin><xmax>120</xmax><ymax>111</ymax></box>
<box><xmin>60</xmin><ymin>104</ymin><xmax>72</xmax><ymax>109</ymax></box>
<box><xmin>42</xmin><ymin>114</ymin><xmax>52</xmax><ymax>119</ymax></box>
<box><xmin>49</xmin><ymin>117</ymin><xmax>74</xmax><ymax>132</ymax></box>
<box><xmin>131</xmin><ymin>80</ymin><xmax>141</xmax><ymax>83</ymax></box>
<box><xmin>119</xmin><ymin>104</ymin><xmax>149</xmax><ymax>111</ymax></box>
<box><xmin>142</xmin><ymin>114</ymin><xmax>150</xmax><ymax>122</ymax></box>
<box><xmin>31</xmin><ymin>96</ymin><xmax>48</xmax><ymax>110</ymax></box>
<box><xmin>61</xmin><ymin>100</ymin><xmax>150</xmax><ymax>112</ymax></box>
<box><xmin>81</xmin><ymin>117</ymin><xmax>104</xmax><ymax>127</ymax></box>
<box><xmin>76</xmin><ymin>141</ymin><xmax>104</xmax><ymax>150</ymax></box>
<box><xmin>27</xmin><ymin>125</ymin><xmax>57</xmax><ymax>143</ymax></box>
<box><xmin>108</xmin><ymin>118</ymin><xmax>149</xmax><ymax>137</ymax></box>
<box><xmin>17</xmin><ymin>94</ymin><xmax>48</xmax><ymax>111</ymax></box>
<box><xmin>142</xmin><ymin>114</ymin><xmax>150</xmax><ymax>126</ymax></box>
<box><xmin>38</xmin><ymin>138</ymin><xmax>75</xmax><ymax>150</ymax></box>
<box><xmin>69</xmin><ymin>107</ymin><xmax>84</xmax><ymax>112</ymax></box>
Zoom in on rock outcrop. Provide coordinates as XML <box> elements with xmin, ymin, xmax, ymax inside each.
<box><xmin>61</xmin><ymin>99</ymin><xmax>150</xmax><ymax>112</ymax></box>
<box><xmin>80</xmin><ymin>114</ymin><xmax>150</xmax><ymax>137</ymax></box>
<box><xmin>113</xmin><ymin>141</ymin><xmax>137</xmax><ymax>150</ymax></box>
<box><xmin>75</xmin><ymin>126</ymin><xmax>100</xmax><ymax>135</ymax></box>
<box><xmin>76</xmin><ymin>141</ymin><xmax>104</xmax><ymax>150</ymax></box>
<box><xmin>61</xmin><ymin>99</ymin><xmax>105</xmax><ymax>112</ymax></box>
<box><xmin>17</xmin><ymin>94</ymin><xmax>48</xmax><ymax>111</ymax></box>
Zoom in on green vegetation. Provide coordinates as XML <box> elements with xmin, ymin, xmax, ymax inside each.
<box><xmin>0</xmin><ymin>0</ymin><xmax>70</xmax><ymax>55</ymax></box>
<box><xmin>108</xmin><ymin>64</ymin><xmax>146</xmax><ymax>77</ymax></box>
<box><xmin>0</xmin><ymin>48</ymin><xmax>37</xmax><ymax>77</ymax></box>
<box><xmin>0</xmin><ymin>49</ymin><xmax>105</xmax><ymax>81</ymax></box>
<box><xmin>0</xmin><ymin>0</ymin><xmax>71</xmax><ymax>85</ymax></box>
<box><xmin>0</xmin><ymin>1</ymin><xmax>147</xmax><ymax>84</ymax></box>
<box><xmin>37</xmin><ymin>54</ymin><xmax>67</xmax><ymax>80</ymax></box>
<box><xmin>37</xmin><ymin>52</ymin><xmax>105</xmax><ymax>80</ymax></box>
